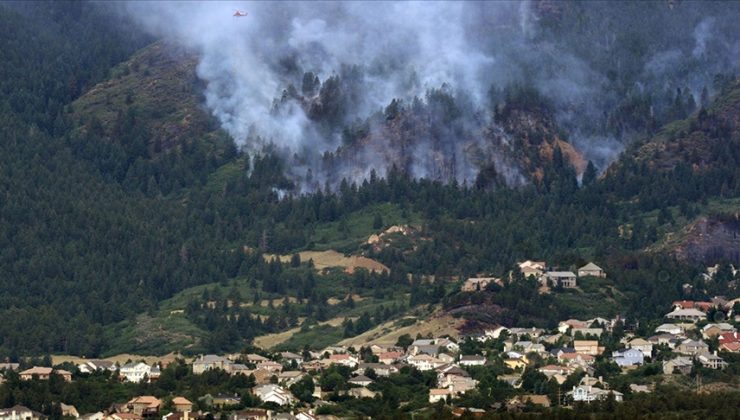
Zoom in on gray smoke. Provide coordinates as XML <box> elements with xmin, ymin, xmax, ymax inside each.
<box><xmin>121</xmin><ymin>1</ymin><xmax>738</xmax><ymax>190</ymax></box>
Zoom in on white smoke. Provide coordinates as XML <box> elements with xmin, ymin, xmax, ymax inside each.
<box><xmin>120</xmin><ymin>1</ymin><xmax>737</xmax><ymax>189</ymax></box>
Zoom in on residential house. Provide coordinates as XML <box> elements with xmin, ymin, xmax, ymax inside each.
<box><xmin>278</xmin><ymin>371</ymin><xmax>305</xmax><ymax>387</ymax></box>
<box><xmin>578</xmin><ymin>262</ymin><xmax>606</xmax><ymax>278</ymax></box>
<box><xmin>348</xmin><ymin>375</ymin><xmax>373</xmax><ymax>387</ymax></box>
<box><xmin>429</xmin><ymin>388</ymin><xmax>451</xmax><ymax>403</ymax></box>
<box><xmin>199</xmin><ymin>393</ymin><xmax>241</xmax><ymax>409</ymax></box>
<box><xmin>245</xmin><ymin>354</ymin><xmax>269</xmax><ymax>364</ymax></box>
<box><xmin>355</xmin><ymin>363</ymin><xmax>398</xmax><ymax>377</ymax></box>
<box><xmin>461</xmin><ymin>277</ymin><xmax>499</xmax><ymax>292</ymax></box>
<box><xmin>611</xmin><ymin>348</ymin><xmax>644</xmax><ymax>367</ymax></box>
<box><xmin>662</xmin><ymin>357</ymin><xmax>693</xmax><ymax>375</ymax></box>
<box><xmin>507</xmin><ymin>394</ymin><xmax>551</xmax><ymax>410</ymax></box>
<box><xmin>571</xmin><ymin>328</ymin><xmax>604</xmax><ymax>338</ymax></box>
<box><xmin>327</xmin><ymin>353</ymin><xmax>358</xmax><ymax>368</ymax></box>
<box><xmin>484</xmin><ymin>326</ymin><xmax>509</xmax><ymax>339</ymax></box>
<box><xmin>676</xmin><ymin>339</ymin><xmax>709</xmax><ymax>356</ymax></box>
<box><xmin>504</xmin><ymin>353</ymin><xmax>529</xmax><ymax>370</ymax></box>
<box><xmin>518</xmin><ymin>260</ymin><xmax>547</xmax><ymax>279</ymax></box>
<box><xmin>127</xmin><ymin>396</ymin><xmax>162</xmax><ymax>417</ymax></box>
<box><xmin>514</xmin><ymin>341</ymin><xmax>547</xmax><ymax>355</ymax></box>
<box><xmin>347</xmin><ymin>387</ymin><xmax>377</xmax><ymax>399</ymax></box>
<box><xmin>574</xmin><ymin>340</ymin><xmax>602</xmax><ymax>355</ymax></box>
<box><xmin>701</xmin><ymin>323</ymin><xmax>736</xmax><ymax>339</ymax></box>
<box><xmin>279</xmin><ymin>352</ymin><xmax>303</xmax><ymax>366</ymax></box>
<box><xmin>119</xmin><ymin>363</ymin><xmax>152</xmax><ymax>383</ymax></box>
<box><xmin>256</xmin><ymin>361</ymin><xmax>283</xmax><ymax>373</ymax></box>
<box><xmin>0</xmin><ymin>406</ymin><xmax>43</xmax><ymax>420</ymax></box>
<box><xmin>627</xmin><ymin>338</ymin><xmax>653</xmax><ymax>356</ymax></box>
<box><xmin>230</xmin><ymin>364</ymin><xmax>250</xmax><ymax>376</ymax></box>
<box><xmin>671</xmin><ymin>300</ymin><xmax>715</xmax><ymax>312</ymax></box>
<box><xmin>77</xmin><ymin>360</ymin><xmax>116</xmax><ymax>374</ymax></box>
<box><xmin>508</xmin><ymin>327</ymin><xmax>546</xmax><ymax>338</ymax></box>
<box><xmin>19</xmin><ymin>367</ymin><xmax>72</xmax><ymax>382</ymax></box>
<box><xmin>192</xmin><ymin>355</ymin><xmax>232</xmax><ymax>374</ymax></box>
<box><xmin>171</xmin><ymin>397</ymin><xmax>192</xmax><ymax>413</ymax></box>
<box><xmin>232</xmin><ymin>409</ymin><xmax>269</xmax><ymax>420</ymax></box>
<box><xmin>107</xmin><ymin>413</ymin><xmax>143</xmax><ymax>420</ymax></box>
<box><xmin>0</xmin><ymin>363</ymin><xmax>19</xmax><ymax>372</ymax></box>
<box><xmin>568</xmin><ymin>385</ymin><xmax>623</xmax><ymax>403</ymax></box>
<box><xmin>718</xmin><ymin>332</ymin><xmax>740</xmax><ymax>352</ymax></box>
<box><xmin>655</xmin><ymin>324</ymin><xmax>684</xmax><ymax>335</ymax></box>
<box><xmin>697</xmin><ymin>352</ymin><xmax>728</xmax><ymax>370</ymax></box>
<box><xmin>542</xmin><ymin>271</ymin><xmax>577</xmax><ymax>288</ymax></box>
<box><xmin>378</xmin><ymin>351</ymin><xmax>403</xmax><ymax>365</ymax></box>
<box><xmin>407</xmin><ymin>354</ymin><xmax>445</xmax><ymax>371</ymax></box>
<box><xmin>79</xmin><ymin>412</ymin><xmax>104</xmax><ymax>420</ymax></box>
<box><xmin>558</xmin><ymin>319</ymin><xmax>588</xmax><ymax>334</ymax></box>
<box><xmin>252</xmin><ymin>385</ymin><xmax>295</xmax><ymax>406</ymax></box>
<box><xmin>558</xmin><ymin>352</ymin><xmax>595</xmax><ymax>367</ymax></box>
<box><xmin>459</xmin><ymin>355</ymin><xmax>486</xmax><ymax>366</ymax></box>
<box><xmin>665</xmin><ymin>308</ymin><xmax>706</xmax><ymax>322</ymax></box>
<box><xmin>60</xmin><ymin>403</ymin><xmax>79</xmax><ymax>418</ymax></box>
<box><xmin>648</xmin><ymin>333</ymin><xmax>681</xmax><ymax>349</ymax></box>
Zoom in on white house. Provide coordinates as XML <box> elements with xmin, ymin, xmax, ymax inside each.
<box><xmin>407</xmin><ymin>354</ymin><xmax>445</xmax><ymax>371</ymax></box>
<box><xmin>655</xmin><ymin>324</ymin><xmax>684</xmax><ymax>335</ymax></box>
<box><xmin>569</xmin><ymin>385</ymin><xmax>623</xmax><ymax>403</ymax></box>
<box><xmin>665</xmin><ymin>308</ymin><xmax>706</xmax><ymax>322</ymax></box>
<box><xmin>542</xmin><ymin>271</ymin><xmax>577</xmax><ymax>288</ymax></box>
<box><xmin>459</xmin><ymin>355</ymin><xmax>486</xmax><ymax>366</ymax></box>
<box><xmin>578</xmin><ymin>262</ymin><xmax>606</xmax><ymax>278</ymax></box>
<box><xmin>0</xmin><ymin>406</ymin><xmax>43</xmax><ymax>420</ymax></box>
<box><xmin>252</xmin><ymin>384</ymin><xmax>295</xmax><ymax>406</ymax></box>
<box><xmin>77</xmin><ymin>360</ymin><xmax>116</xmax><ymax>374</ymax></box>
<box><xmin>119</xmin><ymin>362</ymin><xmax>152</xmax><ymax>383</ymax></box>
<box><xmin>627</xmin><ymin>338</ymin><xmax>653</xmax><ymax>356</ymax></box>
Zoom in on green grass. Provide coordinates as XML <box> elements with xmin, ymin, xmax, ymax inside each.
<box><xmin>103</xmin><ymin>313</ymin><xmax>207</xmax><ymax>356</ymax></box>
<box><xmin>272</xmin><ymin>324</ymin><xmax>344</xmax><ymax>352</ymax></box>
<box><xmin>306</xmin><ymin>203</ymin><xmax>420</xmax><ymax>252</ymax></box>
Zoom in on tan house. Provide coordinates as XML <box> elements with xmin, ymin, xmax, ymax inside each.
<box><xmin>19</xmin><ymin>367</ymin><xmax>72</xmax><ymax>382</ymax></box>
<box><xmin>127</xmin><ymin>396</ymin><xmax>162</xmax><ymax>416</ymax></box>
<box><xmin>574</xmin><ymin>340</ymin><xmax>602</xmax><ymax>356</ymax></box>
<box><xmin>578</xmin><ymin>262</ymin><xmax>606</xmax><ymax>278</ymax></box>
<box><xmin>171</xmin><ymin>397</ymin><xmax>192</xmax><ymax>413</ymax></box>
<box><xmin>192</xmin><ymin>355</ymin><xmax>232</xmax><ymax>374</ymax></box>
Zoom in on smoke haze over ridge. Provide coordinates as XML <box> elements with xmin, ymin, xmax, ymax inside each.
<box><xmin>123</xmin><ymin>1</ymin><xmax>739</xmax><ymax>189</ymax></box>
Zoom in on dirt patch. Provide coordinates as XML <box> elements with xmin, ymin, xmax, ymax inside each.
<box><xmin>265</xmin><ymin>250</ymin><xmax>390</xmax><ymax>274</ymax></box>
<box><xmin>339</xmin><ymin>312</ymin><xmax>463</xmax><ymax>348</ymax></box>
<box><xmin>327</xmin><ymin>294</ymin><xmax>365</xmax><ymax>306</ymax></box>
<box><xmin>253</xmin><ymin>317</ymin><xmax>348</xmax><ymax>349</ymax></box>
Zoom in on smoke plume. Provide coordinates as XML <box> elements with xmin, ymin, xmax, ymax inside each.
<box><xmin>122</xmin><ymin>1</ymin><xmax>739</xmax><ymax>190</ymax></box>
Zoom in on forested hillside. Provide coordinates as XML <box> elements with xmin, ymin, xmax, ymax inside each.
<box><xmin>0</xmin><ymin>1</ymin><xmax>737</xmax><ymax>359</ymax></box>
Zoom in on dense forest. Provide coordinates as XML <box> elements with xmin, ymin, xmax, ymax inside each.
<box><xmin>0</xmin><ymin>0</ymin><xmax>737</xmax><ymax>360</ymax></box>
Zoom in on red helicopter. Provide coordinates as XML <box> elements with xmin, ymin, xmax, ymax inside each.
<box><xmin>233</xmin><ymin>10</ymin><xmax>248</xmax><ymax>17</ymax></box>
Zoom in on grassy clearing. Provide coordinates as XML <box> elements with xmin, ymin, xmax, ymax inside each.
<box><xmin>307</xmin><ymin>203</ymin><xmax>420</xmax><ymax>252</ymax></box>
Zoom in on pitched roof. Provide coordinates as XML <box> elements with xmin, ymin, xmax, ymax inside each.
<box><xmin>579</xmin><ymin>262</ymin><xmax>603</xmax><ymax>271</ymax></box>
<box><xmin>171</xmin><ymin>397</ymin><xmax>192</xmax><ymax>405</ymax></box>
<box><xmin>20</xmin><ymin>366</ymin><xmax>53</xmax><ymax>375</ymax></box>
